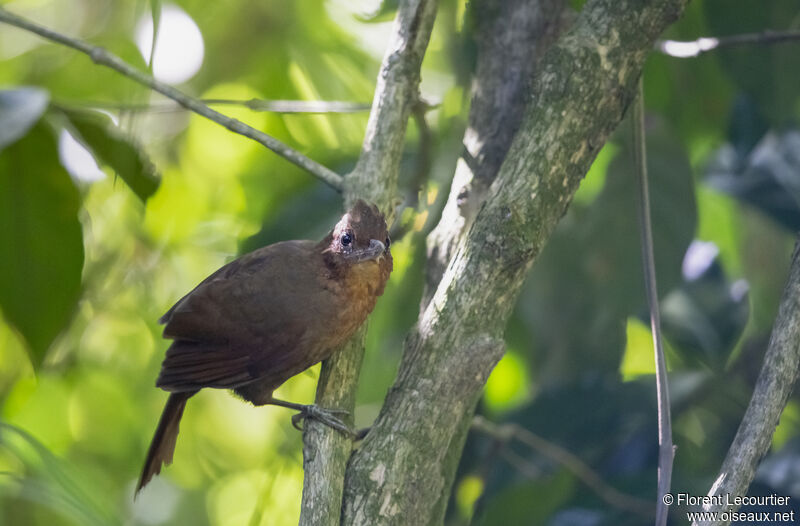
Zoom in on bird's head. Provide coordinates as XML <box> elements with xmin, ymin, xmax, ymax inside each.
<box><xmin>320</xmin><ymin>200</ymin><xmax>393</xmax><ymax>289</ymax></box>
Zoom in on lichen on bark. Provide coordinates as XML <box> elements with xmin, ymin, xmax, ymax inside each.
<box><xmin>299</xmin><ymin>0</ymin><xmax>689</xmax><ymax>524</ymax></box>
<box><xmin>299</xmin><ymin>1</ymin><xmax>440</xmax><ymax>525</ymax></box>
<box><xmin>340</xmin><ymin>0</ymin><xmax>688</xmax><ymax>525</ymax></box>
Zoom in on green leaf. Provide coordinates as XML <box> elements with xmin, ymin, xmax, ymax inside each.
<box><xmin>60</xmin><ymin>108</ymin><xmax>160</xmax><ymax>202</ymax></box>
<box><xmin>0</xmin><ymin>88</ymin><xmax>50</xmax><ymax>152</ymax></box>
<box><xmin>0</xmin><ymin>122</ymin><xmax>84</xmax><ymax>367</ymax></box>
<box><xmin>0</xmin><ymin>422</ymin><xmax>118</xmax><ymax>526</ymax></box>
<box><xmin>706</xmin><ymin>128</ymin><xmax>800</xmax><ymax>231</ymax></box>
<box><xmin>474</xmin><ymin>471</ymin><xmax>576</xmax><ymax>526</ymax></box>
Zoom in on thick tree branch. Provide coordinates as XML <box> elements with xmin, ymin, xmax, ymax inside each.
<box><xmin>693</xmin><ymin>239</ymin><xmax>800</xmax><ymax>526</ymax></box>
<box><xmin>342</xmin><ymin>0</ymin><xmax>687</xmax><ymax>524</ymax></box>
<box><xmin>417</xmin><ymin>0</ymin><xmax>572</xmax><ymax>515</ymax></box>
<box><xmin>298</xmin><ymin>2</ymin><xmax>440</xmax><ymax>525</ymax></box>
<box><xmin>0</xmin><ymin>7</ymin><xmax>344</xmax><ymax>191</ymax></box>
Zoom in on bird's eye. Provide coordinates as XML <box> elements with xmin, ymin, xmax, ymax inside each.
<box><xmin>385</xmin><ymin>237</ymin><xmax>391</xmax><ymax>248</ymax></box>
<box><xmin>340</xmin><ymin>232</ymin><xmax>352</xmax><ymax>246</ymax></box>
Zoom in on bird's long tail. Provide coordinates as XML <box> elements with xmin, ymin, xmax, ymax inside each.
<box><xmin>136</xmin><ymin>391</ymin><xmax>196</xmax><ymax>496</ymax></box>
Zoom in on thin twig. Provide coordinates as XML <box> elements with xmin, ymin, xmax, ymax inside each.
<box><xmin>657</xmin><ymin>29</ymin><xmax>800</xmax><ymax>58</ymax></box>
<box><xmin>632</xmin><ymin>77</ymin><xmax>674</xmax><ymax>526</ymax></box>
<box><xmin>67</xmin><ymin>98</ymin><xmax>372</xmax><ymax>114</ymax></box>
<box><xmin>206</xmin><ymin>99</ymin><xmax>371</xmax><ymax>114</ymax></box>
<box><xmin>471</xmin><ymin>416</ymin><xmax>653</xmax><ymax>518</ymax></box>
<box><xmin>0</xmin><ymin>6</ymin><xmax>344</xmax><ymax>191</ymax></box>
<box><xmin>498</xmin><ymin>447</ymin><xmax>542</xmax><ymax>479</ymax></box>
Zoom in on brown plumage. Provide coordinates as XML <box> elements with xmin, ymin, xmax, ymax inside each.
<box><xmin>137</xmin><ymin>200</ymin><xmax>392</xmax><ymax>494</ymax></box>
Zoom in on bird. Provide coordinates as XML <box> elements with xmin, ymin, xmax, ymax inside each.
<box><xmin>136</xmin><ymin>199</ymin><xmax>392</xmax><ymax>494</ymax></box>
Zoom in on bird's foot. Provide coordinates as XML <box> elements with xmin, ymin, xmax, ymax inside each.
<box><xmin>291</xmin><ymin>404</ymin><xmax>353</xmax><ymax>437</ymax></box>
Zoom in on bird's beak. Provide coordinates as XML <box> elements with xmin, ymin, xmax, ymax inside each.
<box><xmin>348</xmin><ymin>239</ymin><xmax>386</xmax><ymax>263</ymax></box>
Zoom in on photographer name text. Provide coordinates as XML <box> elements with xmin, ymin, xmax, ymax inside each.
<box><xmin>674</xmin><ymin>492</ymin><xmax>790</xmax><ymax>507</ymax></box>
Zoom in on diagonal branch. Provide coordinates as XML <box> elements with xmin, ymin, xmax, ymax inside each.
<box><xmin>0</xmin><ymin>6</ymin><xmax>344</xmax><ymax>191</ymax></box>
<box><xmin>693</xmin><ymin>238</ymin><xmax>800</xmax><ymax>526</ymax></box>
<box><xmin>471</xmin><ymin>416</ymin><xmax>653</xmax><ymax>518</ymax></box>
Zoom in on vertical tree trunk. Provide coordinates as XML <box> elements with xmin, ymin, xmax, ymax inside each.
<box><xmin>299</xmin><ymin>1</ymin><xmax>439</xmax><ymax>525</ymax></box>
<box><xmin>339</xmin><ymin>0</ymin><xmax>687</xmax><ymax>525</ymax></box>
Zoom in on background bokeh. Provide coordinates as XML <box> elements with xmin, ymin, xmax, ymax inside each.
<box><xmin>1</xmin><ymin>1</ymin><xmax>799</xmax><ymax>525</ymax></box>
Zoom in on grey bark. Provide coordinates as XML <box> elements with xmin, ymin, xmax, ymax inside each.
<box><xmin>341</xmin><ymin>1</ymin><xmax>687</xmax><ymax>525</ymax></box>
<box><xmin>345</xmin><ymin>0</ymin><xmax>440</xmax><ymax>216</ymax></box>
<box><xmin>419</xmin><ymin>0</ymin><xmax>571</xmax><ymax>516</ymax></box>
<box><xmin>423</xmin><ymin>0</ymin><xmax>572</xmax><ymax>306</ymax></box>
<box><xmin>299</xmin><ymin>2</ymin><xmax>440</xmax><ymax>525</ymax></box>
<box><xmin>693</xmin><ymin>239</ymin><xmax>800</xmax><ymax>526</ymax></box>
<box><xmin>299</xmin><ymin>327</ymin><xmax>366</xmax><ymax>526</ymax></box>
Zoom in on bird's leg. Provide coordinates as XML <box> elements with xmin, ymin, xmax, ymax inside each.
<box><xmin>267</xmin><ymin>398</ymin><xmax>353</xmax><ymax>437</ymax></box>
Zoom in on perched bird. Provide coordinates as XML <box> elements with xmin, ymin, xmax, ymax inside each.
<box><xmin>137</xmin><ymin>200</ymin><xmax>392</xmax><ymax>494</ymax></box>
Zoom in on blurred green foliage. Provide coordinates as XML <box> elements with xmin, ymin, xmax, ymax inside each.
<box><xmin>0</xmin><ymin>0</ymin><xmax>799</xmax><ymax>525</ymax></box>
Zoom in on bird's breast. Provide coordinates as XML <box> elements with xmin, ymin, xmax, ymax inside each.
<box><xmin>322</xmin><ymin>260</ymin><xmax>387</xmax><ymax>348</ymax></box>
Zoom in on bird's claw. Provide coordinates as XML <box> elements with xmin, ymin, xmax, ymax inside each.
<box><xmin>291</xmin><ymin>404</ymin><xmax>353</xmax><ymax>437</ymax></box>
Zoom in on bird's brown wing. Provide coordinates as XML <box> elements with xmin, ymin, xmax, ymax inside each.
<box><xmin>155</xmin><ymin>240</ymin><xmax>325</xmax><ymax>392</ymax></box>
